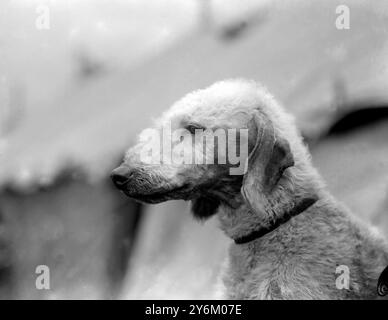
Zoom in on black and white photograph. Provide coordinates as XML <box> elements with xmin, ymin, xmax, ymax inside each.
<box><xmin>1</xmin><ymin>0</ymin><xmax>388</xmax><ymax>306</ymax></box>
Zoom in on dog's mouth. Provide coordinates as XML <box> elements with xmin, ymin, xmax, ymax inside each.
<box><xmin>121</xmin><ymin>184</ymin><xmax>193</xmax><ymax>204</ymax></box>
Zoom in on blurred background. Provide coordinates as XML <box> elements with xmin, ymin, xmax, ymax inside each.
<box><xmin>0</xmin><ymin>0</ymin><xmax>388</xmax><ymax>299</ymax></box>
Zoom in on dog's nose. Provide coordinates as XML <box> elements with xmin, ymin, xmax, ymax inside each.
<box><xmin>111</xmin><ymin>165</ymin><xmax>132</xmax><ymax>189</ymax></box>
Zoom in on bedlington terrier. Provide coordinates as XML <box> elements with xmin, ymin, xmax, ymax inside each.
<box><xmin>112</xmin><ymin>79</ymin><xmax>388</xmax><ymax>299</ymax></box>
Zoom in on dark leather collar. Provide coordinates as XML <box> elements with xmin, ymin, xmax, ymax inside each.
<box><xmin>234</xmin><ymin>196</ymin><xmax>318</xmax><ymax>245</ymax></box>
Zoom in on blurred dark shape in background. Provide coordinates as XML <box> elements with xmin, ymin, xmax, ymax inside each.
<box><xmin>327</xmin><ymin>106</ymin><xmax>388</xmax><ymax>136</ymax></box>
<box><xmin>0</xmin><ymin>208</ymin><xmax>13</xmax><ymax>300</ymax></box>
<box><xmin>0</xmin><ymin>0</ymin><xmax>388</xmax><ymax>299</ymax></box>
<box><xmin>74</xmin><ymin>49</ymin><xmax>107</xmax><ymax>80</ymax></box>
<box><xmin>0</xmin><ymin>163</ymin><xmax>142</xmax><ymax>299</ymax></box>
<box><xmin>219</xmin><ymin>9</ymin><xmax>268</xmax><ymax>41</ymax></box>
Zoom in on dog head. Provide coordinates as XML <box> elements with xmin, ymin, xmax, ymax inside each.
<box><xmin>112</xmin><ymin>80</ymin><xmax>309</xmax><ymax>221</ymax></box>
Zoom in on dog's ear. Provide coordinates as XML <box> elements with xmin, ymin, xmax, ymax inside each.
<box><xmin>241</xmin><ymin>110</ymin><xmax>294</xmax><ymax>215</ymax></box>
<box><xmin>190</xmin><ymin>197</ymin><xmax>220</xmax><ymax>220</ymax></box>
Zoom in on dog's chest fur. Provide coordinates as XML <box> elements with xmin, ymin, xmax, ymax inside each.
<box><xmin>219</xmin><ymin>200</ymin><xmax>388</xmax><ymax>300</ymax></box>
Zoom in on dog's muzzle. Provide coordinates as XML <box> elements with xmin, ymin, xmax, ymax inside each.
<box><xmin>111</xmin><ymin>164</ymin><xmax>195</xmax><ymax>204</ymax></box>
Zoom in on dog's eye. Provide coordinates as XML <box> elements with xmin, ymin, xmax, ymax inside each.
<box><xmin>185</xmin><ymin>124</ymin><xmax>205</xmax><ymax>134</ymax></box>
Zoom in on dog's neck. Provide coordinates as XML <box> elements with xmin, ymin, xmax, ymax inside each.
<box><xmin>217</xmin><ymin>165</ymin><xmax>323</xmax><ymax>243</ymax></box>
<box><xmin>234</xmin><ymin>196</ymin><xmax>318</xmax><ymax>244</ymax></box>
